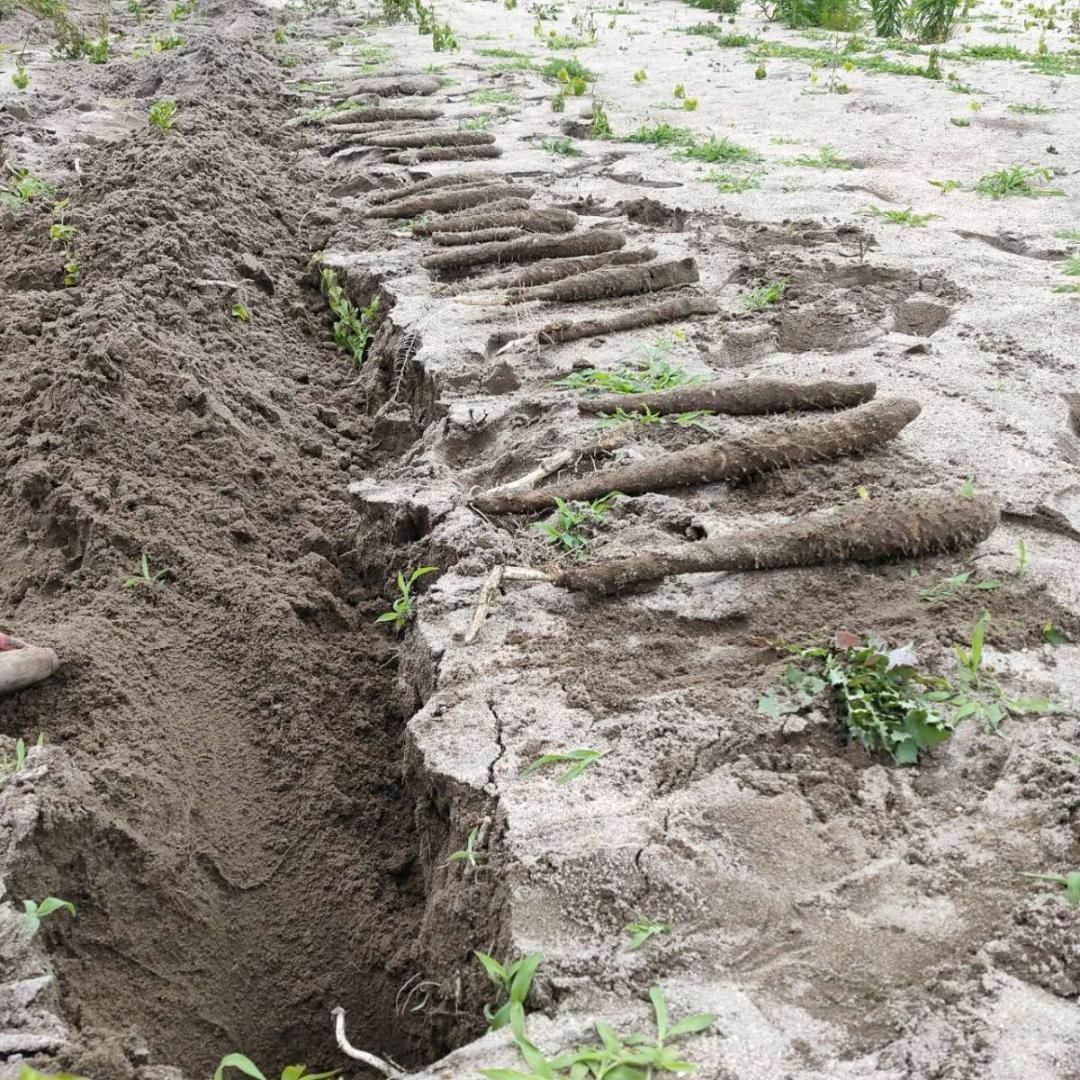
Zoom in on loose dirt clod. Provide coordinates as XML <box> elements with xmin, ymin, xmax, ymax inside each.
<box><xmin>367</xmin><ymin>130</ymin><xmax>497</xmax><ymax>149</ymax></box>
<box><xmin>367</xmin><ymin>184</ymin><xmax>533</xmax><ymax>218</ymax></box>
<box><xmin>472</xmin><ymin>398</ymin><xmax>921</xmax><ymax>512</ymax></box>
<box><xmin>422</xmin><ymin>229</ymin><xmax>626</xmax><ymax>271</ymax></box>
<box><xmin>505</xmin><ymin>256</ymin><xmax>699</xmax><ymax>304</ymax></box>
<box><xmin>576</xmin><ymin>379</ymin><xmax>878</xmax><ymax>416</ymax></box>
<box><xmin>437</xmin><ymin>249</ymin><xmax>656</xmax><ymax>296</ymax></box>
<box><xmin>553</xmin><ymin>493</ymin><xmax>999</xmax><ymax>594</ymax></box>
<box><xmin>386</xmin><ymin>145</ymin><xmax>504</xmax><ymax>163</ymax></box>
<box><xmin>530</xmin><ymin>293</ymin><xmax>720</xmax><ymax>346</ymax></box>
<box><xmin>325</xmin><ymin>106</ymin><xmax>444</xmax><ymax>125</ymax></box>
<box><xmin>416</xmin><ymin>208</ymin><xmax>577</xmax><ymax>237</ymax></box>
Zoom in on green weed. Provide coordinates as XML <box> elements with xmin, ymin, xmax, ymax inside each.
<box><xmin>16</xmin><ymin>1068</ymin><xmax>86</xmax><ymax>1080</ymax></box>
<box><xmin>123</xmin><ymin>552</ymin><xmax>169</xmax><ymax>589</ymax></box>
<box><xmin>1042</xmin><ymin>622</ymin><xmax>1068</xmax><ymax>645</ymax></box>
<box><xmin>929</xmin><ymin>177</ymin><xmax>962</xmax><ymax>193</ymax></box>
<box><xmin>0</xmin><ymin>170</ymin><xmax>52</xmax><ymax>211</ymax></box>
<box><xmin>590</xmin><ymin>99</ymin><xmax>613</xmax><ymax>137</ymax></box>
<box><xmin>541</xmin><ymin>135</ymin><xmax>580</xmax><ymax>155</ymax></box>
<box><xmin>1008</xmin><ymin>100</ymin><xmax>1054</xmax><ymax>112</ymax></box>
<box><xmin>975</xmin><ymin>164</ymin><xmax>1063</xmax><ymax>198</ymax></box>
<box><xmin>786</xmin><ymin>146</ymin><xmax>853</xmax><ymax>169</ymax></box>
<box><xmin>633</xmin><ymin>67</ymin><xmax>647</xmax><ymax>82</ymax></box>
<box><xmin>319</xmin><ymin>267</ymin><xmax>379</xmax><ymax>365</ymax></box>
<box><xmin>705</xmin><ymin>169</ymin><xmax>761</xmax><ymax>192</ymax></box>
<box><xmin>376</xmin><ymin>566</ymin><xmax>437</xmax><ymax>633</ymax></box>
<box><xmin>555</xmin><ymin>357</ymin><xmax>696</xmax><ymax>394</ymax></box>
<box><xmin>149</xmin><ymin>98</ymin><xmax>177</xmax><ymax>132</ymax></box>
<box><xmin>625</xmin><ymin>917</ymin><xmax>672</xmax><ymax>951</ymax></box>
<box><xmin>542</xmin><ymin>56</ymin><xmax>595</xmax><ymax>80</ymax></box>
<box><xmin>477</xmin><ymin>46</ymin><xmax>532</xmax><ymax>58</ymax></box>
<box><xmin>686</xmin><ymin>24</ymin><xmax>759</xmax><ymax>45</ymax></box>
<box><xmin>476</xmin><ymin>951</ymin><xmax>544</xmax><ymax>1031</ymax></box>
<box><xmin>22</xmin><ymin>896</ymin><xmax>75</xmax><ymax>937</ymax></box>
<box><xmin>675</xmin><ymin>134</ymin><xmax>758</xmax><ymax>163</ymax></box>
<box><xmin>1058</xmin><ymin>255</ymin><xmax>1080</xmax><ymax>275</ymax></box>
<box><xmin>739</xmin><ymin>277</ymin><xmax>787</xmax><ymax>309</ymax></box>
<box><xmin>211</xmin><ymin>1057</ymin><xmax>337</xmax><ymax>1080</ymax></box>
<box><xmin>522</xmin><ymin>748</ymin><xmax>609</xmax><ymax>783</ymax></box>
<box><xmin>918</xmin><ymin>569</ymin><xmax>1000</xmax><ymax>602</ymax></box>
<box><xmin>11</xmin><ymin>65</ymin><xmax>30</xmax><ymax>90</ymax></box>
<box><xmin>469</xmin><ymin>88</ymin><xmax>519</xmax><ymax>103</ymax></box>
<box><xmin>63</xmin><ymin>259</ymin><xmax>79</xmax><ymax>285</ymax></box>
<box><xmin>687</xmin><ymin>0</ymin><xmax>742</xmax><ymax>9</ymax></box>
<box><xmin>624</xmin><ymin>122</ymin><xmax>695</xmax><ymax>146</ymax></box>
<box><xmin>151</xmin><ymin>34</ymin><xmax>185</xmax><ymax>51</ymax></box>
<box><xmin>534</xmin><ymin>493</ymin><xmax>619</xmax><ymax>555</ymax></box>
<box><xmin>862</xmin><ymin>205</ymin><xmax>939</xmax><ymax>225</ymax></box>
<box><xmin>1020</xmin><ymin>871</ymin><xmax>1080</xmax><ymax>906</ymax></box>
<box><xmin>231</xmin><ymin>302</ymin><xmax>251</xmax><ymax>322</ymax></box>
<box><xmin>447</xmin><ymin>826</ymin><xmax>484</xmax><ymax>869</ymax></box>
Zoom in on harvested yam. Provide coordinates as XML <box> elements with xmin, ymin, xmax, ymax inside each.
<box><xmin>386</xmin><ymin>145</ymin><xmax>503</xmax><ymax>163</ymax></box>
<box><xmin>432</xmin><ymin>227</ymin><xmax>526</xmax><ymax>246</ymax></box>
<box><xmin>411</xmin><ymin>200</ymin><xmax>534</xmax><ymax>233</ymax></box>
<box><xmin>506</xmin><ymin>257</ymin><xmax>699</xmax><ymax>304</ymax></box>
<box><xmin>417</xmin><ymin>208</ymin><xmax>577</xmax><ymax>237</ymax></box>
<box><xmin>436</xmin><ymin>249</ymin><xmax>656</xmax><ymax>297</ymax></box>
<box><xmin>554</xmin><ymin>493</ymin><xmax>999</xmax><ymax>595</ymax></box>
<box><xmin>577</xmin><ymin>379</ymin><xmax>877</xmax><ymax>417</ymax></box>
<box><xmin>531</xmin><ymin>294</ymin><xmax>719</xmax><ymax>346</ymax></box>
<box><xmin>340</xmin><ymin>75</ymin><xmax>442</xmax><ymax>98</ymax></box>
<box><xmin>472</xmin><ymin>398</ymin><xmax>921</xmax><ymax>514</ymax></box>
<box><xmin>0</xmin><ymin>633</ymin><xmax>60</xmax><ymax>696</ymax></box>
<box><xmin>367</xmin><ymin>130</ymin><xmax>497</xmax><ymax>149</ymax></box>
<box><xmin>325</xmin><ymin>106</ymin><xmax>444</xmax><ymax>125</ymax></box>
<box><xmin>369</xmin><ymin>170</ymin><xmax>504</xmax><ymax>205</ymax></box>
<box><xmin>422</xmin><ymin>230</ymin><xmax>626</xmax><ymax>271</ymax></box>
<box><xmin>367</xmin><ymin>184</ymin><xmax>533</xmax><ymax>219</ymax></box>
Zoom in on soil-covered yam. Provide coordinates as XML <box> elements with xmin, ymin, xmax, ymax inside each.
<box><xmin>506</xmin><ymin>257</ymin><xmax>699</xmax><ymax>304</ymax></box>
<box><xmin>422</xmin><ymin>229</ymin><xmax>626</xmax><ymax>271</ymax></box>
<box><xmin>367</xmin><ymin>183</ymin><xmax>533</xmax><ymax>218</ymax></box>
<box><xmin>386</xmin><ymin>145</ymin><xmax>504</xmax><ymax>164</ymax></box>
<box><xmin>532</xmin><ymin>293</ymin><xmax>720</xmax><ymax>346</ymax></box>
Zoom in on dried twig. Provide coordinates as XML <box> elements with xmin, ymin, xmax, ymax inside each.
<box><xmin>464</xmin><ymin>566</ymin><xmax>551</xmax><ymax>645</ymax></box>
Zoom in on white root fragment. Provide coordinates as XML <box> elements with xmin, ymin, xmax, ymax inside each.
<box><xmin>464</xmin><ymin>566</ymin><xmax>552</xmax><ymax>645</ymax></box>
<box><xmin>331</xmin><ymin>1006</ymin><xmax>408</xmax><ymax>1077</ymax></box>
<box><xmin>191</xmin><ymin>278</ymin><xmax>242</xmax><ymax>290</ymax></box>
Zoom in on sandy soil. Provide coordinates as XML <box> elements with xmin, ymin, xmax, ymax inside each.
<box><xmin>1</xmin><ymin>0</ymin><xmax>1079</xmax><ymax>1077</ymax></box>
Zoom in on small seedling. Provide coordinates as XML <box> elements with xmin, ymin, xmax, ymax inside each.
<box><xmin>673</xmin><ymin>83</ymin><xmax>685</xmax><ymax>98</ymax></box>
<box><xmin>0</xmin><ymin>171</ymin><xmax>52</xmax><ymax>211</ymax></box>
<box><xmin>674</xmin><ymin>134</ymin><xmax>758</xmax><ymax>163</ymax></box>
<box><xmin>786</xmin><ymin>146</ymin><xmax>853</xmax><ymax>170</ymax></box>
<box><xmin>376</xmin><ymin>566</ymin><xmax>437</xmax><ymax>633</ymax></box>
<box><xmin>63</xmin><ymin>260</ymin><xmax>80</xmax><ymax>286</ymax></box>
<box><xmin>975</xmin><ymin>164</ymin><xmax>1063</xmax><ymax>198</ymax></box>
<box><xmin>633</xmin><ymin>68</ymin><xmax>647</xmax><ymax>82</ymax></box>
<box><xmin>1020</xmin><ymin>871</ymin><xmax>1080</xmax><ymax>907</ymax></box>
<box><xmin>1</xmin><ymin>734</ymin><xmax>44</xmax><ymax>783</ymax></box>
<box><xmin>231</xmin><ymin>303</ymin><xmax>251</xmax><ymax>322</ymax></box>
<box><xmin>521</xmin><ymin>748</ymin><xmax>609</xmax><ymax>783</ymax></box>
<box><xmin>590</xmin><ymin>99</ymin><xmax>613</xmax><ymax>138</ymax></box>
<box><xmin>16</xmin><ymin>1068</ymin><xmax>87</xmax><ymax>1080</ymax></box>
<box><xmin>212</xmin><ymin>1057</ymin><xmax>338</xmax><ymax>1080</ymax></box>
<box><xmin>919</xmin><ymin>569</ymin><xmax>1000</xmax><ymax>602</ymax></box>
<box><xmin>862</xmin><ymin>206</ymin><xmax>939</xmax><ymax>227</ymax></box>
<box><xmin>1058</xmin><ymin>256</ymin><xmax>1080</xmax><ymax>276</ymax></box>
<box><xmin>447</xmin><ymin>826</ymin><xmax>484</xmax><ymax>869</ymax></box>
<box><xmin>625</xmin><ymin>917</ymin><xmax>672</xmax><ymax>951</ymax></box>
<box><xmin>624</xmin><ymin>123</ymin><xmax>695</xmax><ymax>147</ymax></box>
<box><xmin>475</xmin><ymin>951</ymin><xmax>544</xmax><ymax>1031</ymax></box>
<box><xmin>149</xmin><ymin>98</ymin><xmax>178</xmax><ymax>133</ymax></box>
<box><xmin>706</xmin><ymin>170</ymin><xmax>760</xmax><ymax>193</ymax></box>
<box><xmin>273</xmin><ymin>27</ymin><xmax>287</xmax><ymax>44</ymax></box>
<box><xmin>123</xmin><ymin>552</ymin><xmax>169</xmax><ymax>589</ymax></box>
<box><xmin>12</xmin><ymin>66</ymin><xmax>29</xmax><ymax>90</ymax></box>
<box><xmin>319</xmin><ymin>268</ymin><xmax>379</xmax><ymax>365</ymax></box>
<box><xmin>595</xmin><ymin>404</ymin><xmax>662</xmax><ymax>429</ymax></box>
<box><xmin>22</xmin><ymin>897</ymin><xmax>75</xmax><ymax>937</ymax></box>
<box><xmin>738</xmin><ymin>277</ymin><xmax>787</xmax><ymax>310</ymax></box>
<box><xmin>929</xmin><ymin>178</ymin><xmax>962</xmax><ymax>194</ymax></box>
<box><xmin>540</xmin><ymin>136</ymin><xmax>579</xmax><ymax>156</ymax></box>
<box><xmin>534</xmin><ymin>493</ymin><xmax>619</xmax><ymax>554</ymax></box>
<box><xmin>1042</xmin><ymin>622</ymin><xmax>1068</xmax><ymax>645</ymax></box>
<box><xmin>49</xmin><ymin>222</ymin><xmax>76</xmax><ymax>245</ymax></box>
<box><xmin>1015</xmin><ymin>538</ymin><xmax>1029</xmax><ymax>577</ymax></box>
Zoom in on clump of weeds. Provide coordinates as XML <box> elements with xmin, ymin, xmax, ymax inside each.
<box><xmin>541</xmin><ymin>135</ymin><xmax>580</xmax><ymax>155</ymax></box>
<box><xmin>376</xmin><ymin>566</ymin><xmax>437</xmax><ymax>632</ymax></box>
<box><xmin>674</xmin><ymin>134</ymin><xmax>759</xmax><ymax>163</ymax></box>
<box><xmin>522</xmin><ymin>747</ymin><xmax>610</xmax><ymax>782</ymax></box>
<box><xmin>975</xmin><ymin>164</ymin><xmax>1063</xmax><ymax>198</ymax></box>
<box><xmin>738</xmin><ymin>277</ymin><xmax>787</xmax><ymax>310</ymax></box>
<box><xmin>148</xmin><ymin>98</ymin><xmax>177</xmax><ymax>132</ymax></box>
<box><xmin>624</xmin><ymin>122</ymin><xmax>695</xmax><ymax>147</ymax></box>
<box><xmin>862</xmin><ymin>205</ymin><xmax>939</xmax><ymax>226</ymax></box>
<box><xmin>555</xmin><ymin>352</ymin><xmax>698</xmax><ymax>394</ymax></box>
<box><xmin>786</xmin><ymin>146</ymin><xmax>853</xmax><ymax>170</ymax></box>
<box><xmin>475</xmin><ymin>951</ymin><xmax>544</xmax><ymax>1031</ymax></box>
<box><xmin>0</xmin><ymin>169</ymin><xmax>52</xmax><ymax>212</ymax></box>
<box><xmin>596</xmin><ymin>405</ymin><xmax>712</xmax><ymax>430</ymax></box>
<box><xmin>706</xmin><ymin>169</ymin><xmax>760</xmax><ymax>192</ymax></box>
<box><xmin>319</xmin><ymin>266</ymin><xmax>379</xmax><ymax>365</ymax></box>
<box><xmin>534</xmin><ymin>493</ymin><xmax>620</xmax><ymax>555</ymax></box>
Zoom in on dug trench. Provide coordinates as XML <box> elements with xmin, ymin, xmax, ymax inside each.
<box><xmin>0</xmin><ymin>14</ymin><xmax>498</xmax><ymax>1079</ymax></box>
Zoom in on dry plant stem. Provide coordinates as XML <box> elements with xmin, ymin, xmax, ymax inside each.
<box><xmin>483</xmin><ymin>423</ymin><xmax>636</xmax><ymax>499</ymax></box>
<box><xmin>0</xmin><ymin>645</ymin><xmax>60</xmax><ymax>696</ymax></box>
<box><xmin>506</xmin><ymin>257</ymin><xmax>698</xmax><ymax>304</ymax></box>
<box><xmin>367</xmin><ymin>184</ymin><xmax>531</xmax><ymax>219</ymax></box>
<box><xmin>436</xmin><ymin>249</ymin><xmax>656</xmax><ymax>297</ymax></box>
<box><xmin>418</xmin><ymin>207</ymin><xmax>577</xmax><ymax>237</ymax></box>
<box><xmin>368</xmin><ymin>170</ymin><xmax>504</xmax><ymax>205</ymax></box>
<box><xmin>464</xmin><ymin>566</ymin><xmax>551</xmax><ymax>644</ymax></box>
<box><xmin>422</xmin><ymin>229</ymin><xmax>626</xmax><ymax>271</ymax></box>
<box><xmin>387</xmin><ymin>145</ymin><xmax>504</xmax><ymax>163</ymax></box>
<box><xmin>577</xmin><ymin>379</ymin><xmax>878</xmax><ymax>417</ymax></box>
<box><xmin>325</xmin><ymin>106</ymin><xmax>444</xmax><ymax>125</ymax></box>
<box><xmin>331</xmin><ymin>1007</ymin><xmax>408</xmax><ymax>1078</ymax></box>
<box><xmin>472</xmin><ymin>398</ymin><xmax>921</xmax><ymax>514</ymax></box>
<box><xmin>531</xmin><ymin>294</ymin><xmax>720</xmax><ymax>346</ymax></box>
<box><xmin>554</xmin><ymin>494</ymin><xmax>999</xmax><ymax>595</ymax></box>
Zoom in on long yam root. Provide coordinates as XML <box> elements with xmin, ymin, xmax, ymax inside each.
<box><xmin>531</xmin><ymin>294</ymin><xmax>719</xmax><ymax>346</ymax></box>
<box><xmin>410</xmin><ymin>200</ymin><xmax>535</xmax><ymax>234</ymax></box>
<box><xmin>386</xmin><ymin>145</ymin><xmax>503</xmax><ymax>163</ymax></box>
<box><xmin>472</xmin><ymin>398</ymin><xmax>921</xmax><ymax>513</ymax></box>
<box><xmin>577</xmin><ymin>379</ymin><xmax>877</xmax><ymax>417</ymax></box>
<box><xmin>416</xmin><ymin>207</ymin><xmax>577</xmax><ymax>237</ymax></box>
<box><xmin>422</xmin><ymin>229</ymin><xmax>626</xmax><ymax>271</ymax></box>
<box><xmin>325</xmin><ymin>106</ymin><xmax>444</xmax><ymax>125</ymax></box>
<box><xmin>368</xmin><ymin>170</ymin><xmax>504</xmax><ymax>205</ymax></box>
<box><xmin>554</xmin><ymin>493</ymin><xmax>999</xmax><ymax>595</ymax></box>
<box><xmin>436</xmin><ymin>249</ymin><xmax>656</xmax><ymax>297</ymax></box>
<box><xmin>367</xmin><ymin>130</ymin><xmax>497</xmax><ymax>149</ymax></box>
<box><xmin>506</xmin><ymin>257</ymin><xmax>698</xmax><ymax>304</ymax></box>
<box><xmin>367</xmin><ymin>184</ymin><xmax>533</xmax><ymax>219</ymax></box>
